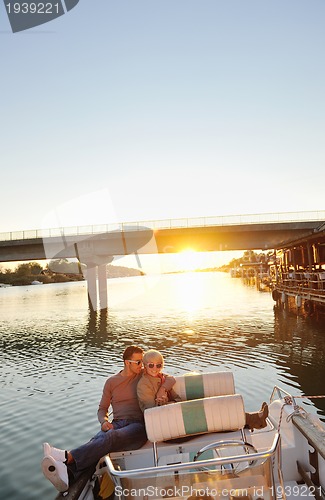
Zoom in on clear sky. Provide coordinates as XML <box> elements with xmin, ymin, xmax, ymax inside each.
<box><xmin>1</xmin><ymin>0</ymin><xmax>325</xmax><ymax>237</ymax></box>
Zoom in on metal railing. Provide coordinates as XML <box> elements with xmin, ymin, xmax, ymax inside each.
<box><xmin>280</xmin><ymin>271</ymin><xmax>325</xmax><ymax>291</ymax></box>
<box><xmin>105</xmin><ymin>432</ymin><xmax>280</xmax><ymax>479</ymax></box>
<box><xmin>0</xmin><ymin>210</ymin><xmax>324</xmax><ymax>243</ymax></box>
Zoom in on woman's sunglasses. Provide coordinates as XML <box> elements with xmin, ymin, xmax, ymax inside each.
<box><xmin>128</xmin><ymin>360</ymin><xmax>142</xmax><ymax>365</ymax></box>
<box><xmin>146</xmin><ymin>363</ymin><xmax>163</xmax><ymax>369</ymax></box>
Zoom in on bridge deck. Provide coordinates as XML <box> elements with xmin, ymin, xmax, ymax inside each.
<box><xmin>0</xmin><ymin>212</ymin><xmax>324</xmax><ymax>263</ymax></box>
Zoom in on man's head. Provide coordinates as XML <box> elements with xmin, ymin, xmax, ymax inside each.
<box><xmin>123</xmin><ymin>345</ymin><xmax>144</xmax><ymax>375</ymax></box>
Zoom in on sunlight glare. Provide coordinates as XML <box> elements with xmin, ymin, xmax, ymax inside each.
<box><xmin>173</xmin><ymin>273</ymin><xmax>206</xmax><ymax>314</ymax></box>
<box><xmin>179</xmin><ymin>249</ymin><xmax>200</xmax><ymax>271</ymax></box>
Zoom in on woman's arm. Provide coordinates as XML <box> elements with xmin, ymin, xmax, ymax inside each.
<box><xmin>137</xmin><ymin>377</ymin><xmax>156</xmax><ymax>411</ymax></box>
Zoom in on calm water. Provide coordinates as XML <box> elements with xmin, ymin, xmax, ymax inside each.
<box><xmin>1</xmin><ymin>272</ymin><xmax>325</xmax><ymax>499</ymax></box>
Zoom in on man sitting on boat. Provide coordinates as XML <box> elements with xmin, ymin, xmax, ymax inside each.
<box><xmin>41</xmin><ymin>345</ymin><xmax>176</xmax><ymax>493</ymax></box>
<box><xmin>137</xmin><ymin>349</ymin><xmax>269</xmax><ymax>430</ymax></box>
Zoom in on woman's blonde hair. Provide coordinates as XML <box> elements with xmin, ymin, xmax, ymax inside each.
<box><xmin>143</xmin><ymin>349</ymin><xmax>164</xmax><ymax>365</ymax></box>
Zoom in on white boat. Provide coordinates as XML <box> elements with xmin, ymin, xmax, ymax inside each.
<box><xmin>55</xmin><ymin>372</ymin><xmax>325</xmax><ymax>500</ymax></box>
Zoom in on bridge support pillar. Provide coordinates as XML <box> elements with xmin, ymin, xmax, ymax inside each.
<box><xmin>98</xmin><ymin>264</ymin><xmax>108</xmax><ymax>310</ymax></box>
<box><xmin>84</xmin><ymin>259</ymin><xmax>111</xmax><ymax>311</ymax></box>
<box><xmin>86</xmin><ymin>266</ymin><xmax>98</xmax><ymax>311</ymax></box>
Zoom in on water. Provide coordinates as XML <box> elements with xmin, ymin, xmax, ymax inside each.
<box><xmin>1</xmin><ymin>272</ymin><xmax>325</xmax><ymax>499</ymax></box>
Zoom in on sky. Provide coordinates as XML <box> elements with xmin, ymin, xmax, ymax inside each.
<box><xmin>1</xmin><ymin>1</ymin><xmax>325</xmax><ymax>270</ymax></box>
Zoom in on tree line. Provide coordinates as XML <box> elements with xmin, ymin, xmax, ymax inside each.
<box><xmin>218</xmin><ymin>250</ymin><xmax>272</xmax><ymax>272</ymax></box>
<box><xmin>0</xmin><ymin>260</ymin><xmax>84</xmax><ymax>286</ymax></box>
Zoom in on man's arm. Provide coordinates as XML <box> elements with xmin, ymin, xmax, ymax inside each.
<box><xmin>161</xmin><ymin>375</ymin><xmax>176</xmax><ymax>391</ymax></box>
<box><xmin>97</xmin><ymin>378</ymin><xmax>114</xmax><ymax>431</ymax></box>
<box><xmin>156</xmin><ymin>374</ymin><xmax>176</xmax><ymax>402</ymax></box>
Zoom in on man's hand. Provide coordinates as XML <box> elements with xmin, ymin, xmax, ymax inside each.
<box><xmin>101</xmin><ymin>421</ymin><xmax>113</xmax><ymax>432</ymax></box>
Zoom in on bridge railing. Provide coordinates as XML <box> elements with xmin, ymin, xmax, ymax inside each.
<box><xmin>0</xmin><ymin>210</ymin><xmax>324</xmax><ymax>242</ymax></box>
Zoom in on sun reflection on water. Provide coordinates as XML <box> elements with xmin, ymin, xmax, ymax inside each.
<box><xmin>172</xmin><ymin>272</ymin><xmax>208</xmax><ymax>314</ymax></box>
<box><xmin>169</xmin><ymin>270</ymin><xmax>243</xmax><ymax>318</ymax></box>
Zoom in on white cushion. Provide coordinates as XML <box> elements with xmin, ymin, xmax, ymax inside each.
<box><xmin>173</xmin><ymin>372</ymin><xmax>235</xmax><ymax>401</ymax></box>
<box><xmin>144</xmin><ymin>394</ymin><xmax>245</xmax><ymax>443</ymax></box>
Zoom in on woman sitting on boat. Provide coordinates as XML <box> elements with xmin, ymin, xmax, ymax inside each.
<box><xmin>137</xmin><ymin>349</ymin><xmax>269</xmax><ymax>430</ymax></box>
<box><xmin>137</xmin><ymin>349</ymin><xmax>181</xmax><ymax>411</ymax></box>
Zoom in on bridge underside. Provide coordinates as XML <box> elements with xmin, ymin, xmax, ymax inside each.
<box><xmin>0</xmin><ymin>222</ymin><xmax>320</xmax><ymax>263</ymax></box>
<box><xmin>154</xmin><ymin>223</ymin><xmax>319</xmax><ymax>253</ymax></box>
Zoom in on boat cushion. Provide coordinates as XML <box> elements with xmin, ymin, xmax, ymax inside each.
<box><xmin>144</xmin><ymin>394</ymin><xmax>245</xmax><ymax>443</ymax></box>
<box><xmin>172</xmin><ymin>371</ymin><xmax>235</xmax><ymax>401</ymax></box>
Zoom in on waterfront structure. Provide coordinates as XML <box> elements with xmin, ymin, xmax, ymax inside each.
<box><xmin>270</xmin><ymin>223</ymin><xmax>325</xmax><ymax>316</ymax></box>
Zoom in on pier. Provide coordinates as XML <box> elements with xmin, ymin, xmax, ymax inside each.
<box><xmin>270</xmin><ymin>223</ymin><xmax>325</xmax><ymax>316</ymax></box>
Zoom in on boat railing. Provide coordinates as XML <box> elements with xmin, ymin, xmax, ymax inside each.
<box><xmin>270</xmin><ymin>386</ymin><xmax>297</xmax><ymax>406</ymax></box>
<box><xmin>106</xmin><ymin>433</ymin><xmax>279</xmax><ymax>478</ymax></box>
<box><xmin>105</xmin><ymin>433</ymin><xmax>285</xmax><ymax>500</ymax></box>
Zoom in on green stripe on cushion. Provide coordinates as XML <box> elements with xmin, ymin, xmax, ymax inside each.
<box><xmin>181</xmin><ymin>399</ymin><xmax>208</xmax><ymax>434</ymax></box>
<box><xmin>184</xmin><ymin>374</ymin><xmax>205</xmax><ymax>400</ymax></box>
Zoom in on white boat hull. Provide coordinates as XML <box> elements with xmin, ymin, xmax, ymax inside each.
<box><xmin>55</xmin><ymin>384</ymin><xmax>325</xmax><ymax>500</ymax></box>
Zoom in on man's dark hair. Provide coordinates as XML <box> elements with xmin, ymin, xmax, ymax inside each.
<box><xmin>123</xmin><ymin>345</ymin><xmax>143</xmax><ymax>361</ymax></box>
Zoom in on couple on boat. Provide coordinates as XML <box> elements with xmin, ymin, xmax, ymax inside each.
<box><xmin>42</xmin><ymin>345</ymin><xmax>269</xmax><ymax>493</ymax></box>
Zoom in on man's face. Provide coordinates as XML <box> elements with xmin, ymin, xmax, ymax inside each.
<box><xmin>126</xmin><ymin>352</ymin><xmax>143</xmax><ymax>374</ymax></box>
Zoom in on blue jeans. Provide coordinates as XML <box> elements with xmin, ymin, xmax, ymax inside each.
<box><xmin>69</xmin><ymin>419</ymin><xmax>147</xmax><ymax>473</ymax></box>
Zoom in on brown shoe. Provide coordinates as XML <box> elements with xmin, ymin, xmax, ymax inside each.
<box><xmin>245</xmin><ymin>402</ymin><xmax>269</xmax><ymax>430</ymax></box>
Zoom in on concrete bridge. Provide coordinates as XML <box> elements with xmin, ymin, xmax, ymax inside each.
<box><xmin>1</xmin><ymin>210</ymin><xmax>324</xmax><ymax>261</ymax></box>
<box><xmin>1</xmin><ymin>210</ymin><xmax>324</xmax><ymax>310</ymax></box>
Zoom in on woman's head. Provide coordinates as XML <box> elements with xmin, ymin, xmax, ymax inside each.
<box><xmin>143</xmin><ymin>349</ymin><xmax>164</xmax><ymax>377</ymax></box>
